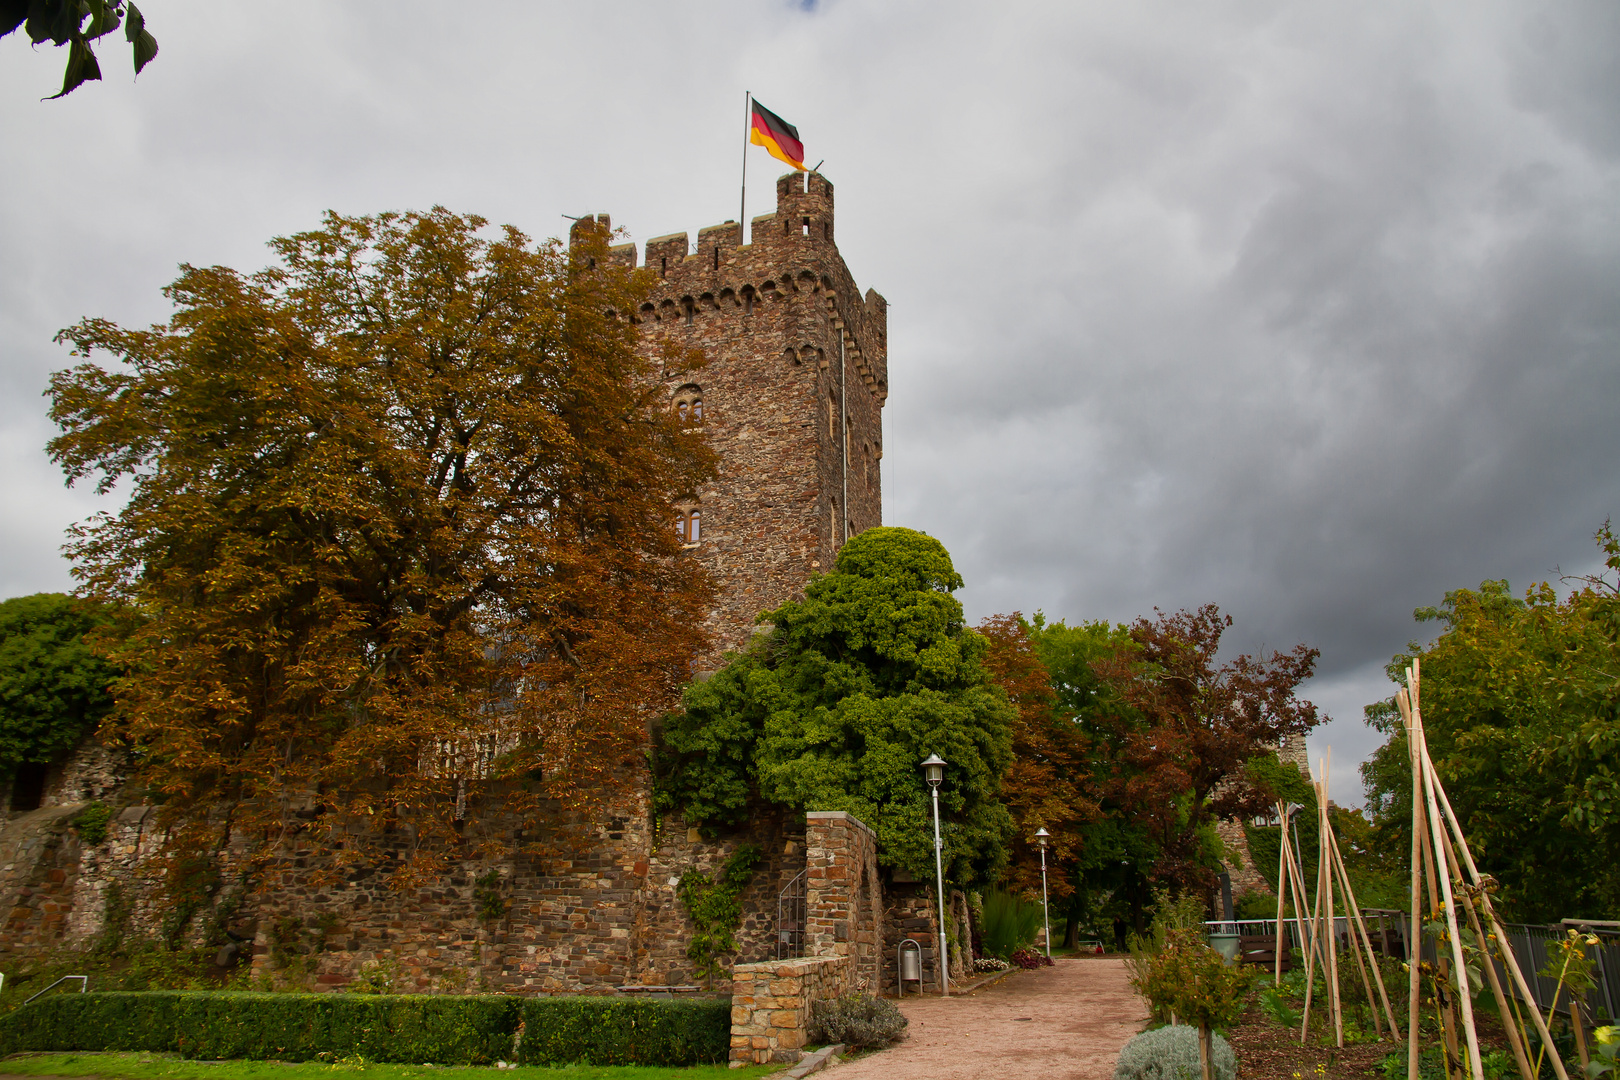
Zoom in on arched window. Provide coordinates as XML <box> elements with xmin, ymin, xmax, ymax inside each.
<box><xmin>673</xmin><ymin>385</ymin><xmax>704</xmax><ymax>425</ymax></box>
<box><xmin>675</xmin><ymin>505</ymin><xmax>701</xmax><ymax>546</ymax></box>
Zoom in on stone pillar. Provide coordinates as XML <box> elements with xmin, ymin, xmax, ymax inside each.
<box><xmin>803</xmin><ymin>810</ymin><xmax>882</xmax><ymax>993</ymax></box>
<box><xmin>729</xmin><ymin>955</ymin><xmax>849</xmax><ymax>1066</ymax></box>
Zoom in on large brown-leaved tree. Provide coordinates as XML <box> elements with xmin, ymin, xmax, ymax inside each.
<box><xmin>47</xmin><ymin>208</ymin><xmax>715</xmax><ymax>884</ymax></box>
<box><xmin>1094</xmin><ymin>605</ymin><xmax>1321</xmax><ymax>895</ymax></box>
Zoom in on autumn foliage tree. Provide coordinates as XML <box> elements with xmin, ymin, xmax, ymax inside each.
<box><xmin>978</xmin><ymin>613</ymin><xmax>1099</xmax><ymax>901</ymax></box>
<box><xmin>1092</xmin><ymin>605</ymin><xmax>1321</xmax><ymax>896</ymax></box>
<box><xmin>47</xmin><ymin>208</ymin><xmax>715</xmax><ymax>881</ymax></box>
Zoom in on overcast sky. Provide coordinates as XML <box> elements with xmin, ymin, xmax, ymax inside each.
<box><xmin>4</xmin><ymin>1</ymin><xmax>1617</xmax><ymax>806</ymax></box>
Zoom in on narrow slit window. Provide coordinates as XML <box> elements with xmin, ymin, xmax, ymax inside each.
<box><xmin>802</xmin><ymin>217</ymin><xmax>810</xmax><ymax>236</ymax></box>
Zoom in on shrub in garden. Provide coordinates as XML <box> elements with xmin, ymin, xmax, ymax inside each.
<box><xmin>1127</xmin><ymin>929</ymin><xmax>1257</xmax><ymax>1080</ymax></box>
<box><xmin>980</xmin><ymin>889</ymin><xmax>1044</xmax><ymax>959</ymax></box>
<box><xmin>0</xmin><ymin>992</ymin><xmax>521</xmax><ymax>1063</ymax></box>
<box><xmin>806</xmin><ymin>995</ymin><xmax>908</xmax><ymax>1051</ymax></box>
<box><xmin>516</xmin><ymin>996</ymin><xmax>730</xmax><ymax>1066</ymax></box>
<box><xmin>1114</xmin><ymin>1024</ymin><xmax>1236</xmax><ymax>1080</ymax></box>
<box><xmin>1010</xmin><ymin>947</ymin><xmax>1053</xmax><ymax>969</ymax></box>
<box><xmin>974</xmin><ymin>957</ymin><xmax>1011</xmax><ymax>973</ymax></box>
<box><xmin>0</xmin><ymin>991</ymin><xmax>733</xmax><ymax>1067</ymax></box>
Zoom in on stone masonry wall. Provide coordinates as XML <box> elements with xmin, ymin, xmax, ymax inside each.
<box><xmin>636</xmin><ymin>806</ymin><xmax>807</xmax><ymax>988</ymax></box>
<box><xmin>802</xmin><ymin>811</ymin><xmax>881</xmax><ymax>994</ymax></box>
<box><xmin>728</xmin><ymin>954</ymin><xmax>849</xmax><ymax>1066</ymax></box>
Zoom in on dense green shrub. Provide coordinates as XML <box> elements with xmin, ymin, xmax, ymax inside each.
<box><xmin>807</xmin><ymin>994</ymin><xmax>908</xmax><ymax>1051</ymax></box>
<box><xmin>0</xmin><ymin>992</ymin><xmax>521</xmax><ymax>1063</ymax></box>
<box><xmin>516</xmin><ymin>996</ymin><xmax>730</xmax><ymax>1066</ymax></box>
<box><xmin>1114</xmin><ymin>1024</ymin><xmax>1236</xmax><ymax>1080</ymax></box>
<box><xmin>0</xmin><ymin>990</ymin><xmax>734</xmax><ymax>1067</ymax></box>
<box><xmin>980</xmin><ymin>889</ymin><xmax>1043</xmax><ymax>959</ymax></box>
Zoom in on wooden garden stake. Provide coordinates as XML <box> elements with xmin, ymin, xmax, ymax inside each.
<box><xmin>1400</xmin><ymin>683</ymin><xmax>1423</xmax><ymax>1080</ymax></box>
<box><xmin>1284</xmin><ymin>818</ymin><xmax>1320</xmax><ymax>983</ymax></box>
<box><xmin>1458</xmin><ymin>882</ymin><xmax>1535</xmax><ymax>1080</ymax></box>
<box><xmin>1421</xmin><ymin>760</ymin><xmax>1569</xmax><ymax>1080</ymax></box>
<box><xmin>1300</xmin><ymin>812</ymin><xmax>1327</xmax><ymax>1044</ymax></box>
<box><xmin>1318</xmin><ymin>757</ymin><xmax>1344</xmax><ymax>1048</ymax></box>
<box><xmin>1275</xmin><ymin>800</ymin><xmax>1291</xmax><ymax>984</ymax></box>
<box><xmin>1414</xmin><ymin>697</ymin><xmax>1484</xmax><ymax>1080</ymax></box>
<box><xmin>1328</xmin><ymin>826</ymin><xmax>1399</xmax><ymax>1037</ymax></box>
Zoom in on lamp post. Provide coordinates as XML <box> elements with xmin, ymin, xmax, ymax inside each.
<box><xmin>1035</xmin><ymin>827</ymin><xmax>1052</xmax><ymax>959</ymax></box>
<box><xmin>920</xmin><ymin>752</ymin><xmax>949</xmax><ymax>996</ymax></box>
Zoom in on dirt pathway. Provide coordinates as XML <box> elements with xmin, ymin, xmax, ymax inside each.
<box><xmin>825</xmin><ymin>957</ymin><xmax>1148</xmax><ymax>1080</ymax></box>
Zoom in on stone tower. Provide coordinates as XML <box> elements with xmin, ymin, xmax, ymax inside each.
<box><xmin>572</xmin><ymin>172</ymin><xmax>888</xmax><ymax>662</ymax></box>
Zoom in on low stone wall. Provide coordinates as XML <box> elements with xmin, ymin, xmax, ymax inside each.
<box><xmin>728</xmin><ymin>954</ymin><xmax>849</xmax><ymax>1066</ymax></box>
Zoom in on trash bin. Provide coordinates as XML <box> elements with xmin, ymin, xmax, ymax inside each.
<box><xmin>1207</xmin><ymin>933</ymin><xmax>1241</xmax><ymax>963</ymax></box>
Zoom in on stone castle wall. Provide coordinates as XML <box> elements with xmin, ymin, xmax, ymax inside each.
<box><xmin>2</xmin><ymin>174</ymin><xmax>900</xmax><ymax>997</ymax></box>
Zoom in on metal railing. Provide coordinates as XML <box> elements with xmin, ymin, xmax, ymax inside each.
<box><xmin>24</xmin><ymin>975</ymin><xmax>88</xmax><ymax>1006</ymax></box>
<box><xmin>1204</xmin><ymin>914</ymin><xmax>1618</xmax><ymax>1021</ymax></box>
<box><xmin>777</xmin><ymin>868</ymin><xmax>806</xmax><ymax>960</ymax></box>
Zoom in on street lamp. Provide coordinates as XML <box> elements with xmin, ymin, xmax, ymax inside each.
<box><xmin>1035</xmin><ymin>827</ymin><xmax>1052</xmax><ymax>959</ymax></box>
<box><xmin>920</xmin><ymin>752</ymin><xmax>949</xmax><ymax>996</ymax></box>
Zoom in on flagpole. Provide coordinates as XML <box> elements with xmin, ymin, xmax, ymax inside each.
<box><xmin>740</xmin><ymin>90</ymin><xmax>751</xmax><ymax>245</ymax></box>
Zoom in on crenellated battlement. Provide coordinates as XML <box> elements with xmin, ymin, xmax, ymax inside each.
<box><xmin>569</xmin><ymin>173</ymin><xmax>885</xmax><ymax>404</ymax></box>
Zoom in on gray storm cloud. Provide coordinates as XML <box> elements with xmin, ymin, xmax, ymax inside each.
<box><xmin>3</xmin><ymin>1</ymin><xmax>1617</xmax><ymax>802</ymax></box>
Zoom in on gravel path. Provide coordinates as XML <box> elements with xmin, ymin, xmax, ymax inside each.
<box><xmin>824</xmin><ymin>957</ymin><xmax>1148</xmax><ymax>1080</ymax></box>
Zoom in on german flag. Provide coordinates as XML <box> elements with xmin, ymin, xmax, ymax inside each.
<box><xmin>750</xmin><ymin>99</ymin><xmax>806</xmax><ymax>171</ymax></box>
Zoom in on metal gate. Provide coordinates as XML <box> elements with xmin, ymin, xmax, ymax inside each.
<box><xmin>778</xmin><ymin>869</ymin><xmax>806</xmax><ymax>960</ymax></box>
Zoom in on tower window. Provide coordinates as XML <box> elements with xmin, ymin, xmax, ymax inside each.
<box><xmin>743</xmin><ymin>287</ymin><xmax>754</xmax><ymax>314</ymax></box>
<box><xmin>803</xmin><ymin>217</ymin><xmax>810</xmax><ymax>236</ymax></box>
<box><xmin>673</xmin><ymin>385</ymin><xmax>704</xmax><ymax>425</ymax></box>
<box><xmin>675</xmin><ymin>507</ymin><xmax>701</xmax><ymax>546</ymax></box>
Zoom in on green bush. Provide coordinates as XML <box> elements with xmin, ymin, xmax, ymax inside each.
<box><xmin>516</xmin><ymin>997</ymin><xmax>730</xmax><ymax>1066</ymax></box>
<box><xmin>980</xmin><ymin>889</ymin><xmax>1043</xmax><ymax>959</ymax></box>
<box><xmin>0</xmin><ymin>992</ymin><xmax>521</xmax><ymax>1063</ymax></box>
<box><xmin>0</xmin><ymin>991</ymin><xmax>734</xmax><ymax>1067</ymax></box>
<box><xmin>1114</xmin><ymin>1024</ymin><xmax>1236</xmax><ymax>1080</ymax></box>
<box><xmin>71</xmin><ymin>802</ymin><xmax>113</xmax><ymax>846</ymax></box>
<box><xmin>807</xmin><ymin>994</ymin><xmax>908</xmax><ymax>1051</ymax></box>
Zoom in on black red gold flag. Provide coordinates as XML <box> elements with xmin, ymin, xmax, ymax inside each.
<box><xmin>749</xmin><ymin>100</ymin><xmax>806</xmax><ymax>171</ymax></box>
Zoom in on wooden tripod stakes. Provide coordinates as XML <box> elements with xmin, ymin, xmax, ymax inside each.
<box><xmin>1398</xmin><ymin>658</ymin><xmax>1563</xmax><ymax>1080</ymax></box>
<box><xmin>1274</xmin><ymin>751</ymin><xmax>1400</xmax><ymax>1048</ymax></box>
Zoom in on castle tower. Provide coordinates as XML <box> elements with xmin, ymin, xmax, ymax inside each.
<box><xmin>572</xmin><ymin>173</ymin><xmax>888</xmax><ymax>662</ymax></box>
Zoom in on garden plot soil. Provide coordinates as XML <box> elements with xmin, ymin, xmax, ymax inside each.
<box><xmin>824</xmin><ymin>956</ymin><xmax>1148</xmax><ymax>1080</ymax></box>
<box><xmin>1225</xmin><ymin>1005</ymin><xmax>1391</xmax><ymax>1080</ymax></box>
<box><xmin>1224</xmin><ymin>1002</ymin><xmax>1516</xmax><ymax>1080</ymax></box>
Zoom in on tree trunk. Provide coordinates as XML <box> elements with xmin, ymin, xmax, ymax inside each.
<box><xmin>1200</xmin><ymin>1023</ymin><xmax>1213</xmax><ymax>1080</ymax></box>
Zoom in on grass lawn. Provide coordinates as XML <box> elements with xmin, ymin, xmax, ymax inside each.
<box><xmin>0</xmin><ymin>1054</ymin><xmax>781</xmax><ymax>1080</ymax></box>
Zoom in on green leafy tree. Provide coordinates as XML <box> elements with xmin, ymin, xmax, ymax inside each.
<box><xmin>0</xmin><ymin>592</ymin><xmax>119</xmax><ymax>772</ymax></box>
<box><xmin>47</xmin><ymin>209</ymin><xmax>716</xmax><ymax>881</ymax></box>
<box><xmin>2</xmin><ymin>0</ymin><xmax>157</xmax><ymax>100</ymax></box>
<box><xmin>1360</xmin><ymin>524</ymin><xmax>1620</xmax><ymax>920</ymax></box>
<box><xmin>656</xmin><ymin>527</ymin><xmax>1016</xmax><ymax>886</ymax></box>
<box><xmin>1129</xmin><ymin>927</ymin><xmax>1258</xmax><ymax>1080</ymax></box>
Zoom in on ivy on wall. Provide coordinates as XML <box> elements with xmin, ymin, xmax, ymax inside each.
<box><xmin>677</xmin><ymin>844</ymin><xmax>761</xmax><ymax>987</ymax></box>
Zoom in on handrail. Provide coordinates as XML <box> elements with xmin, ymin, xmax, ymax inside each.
<box><xmin>23</xmin><ymin>974</ymin><xmax>87</xmax><ymax>1006</ymax></box>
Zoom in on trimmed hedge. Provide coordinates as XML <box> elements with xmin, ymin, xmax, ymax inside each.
<box><xmin>0</xmin><ymin>992</ymin><xmax>521</xmax><ymax>1063</ymax></box>
<box><xmin>0</xmin><ymin>991</ymin><xmax>732</xmax><ymax>1066</ymax></box>
<box><xmin>516</xmin><ymin>997</ymin><xmax>731</xmax><ymax>1066</ymax></box>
